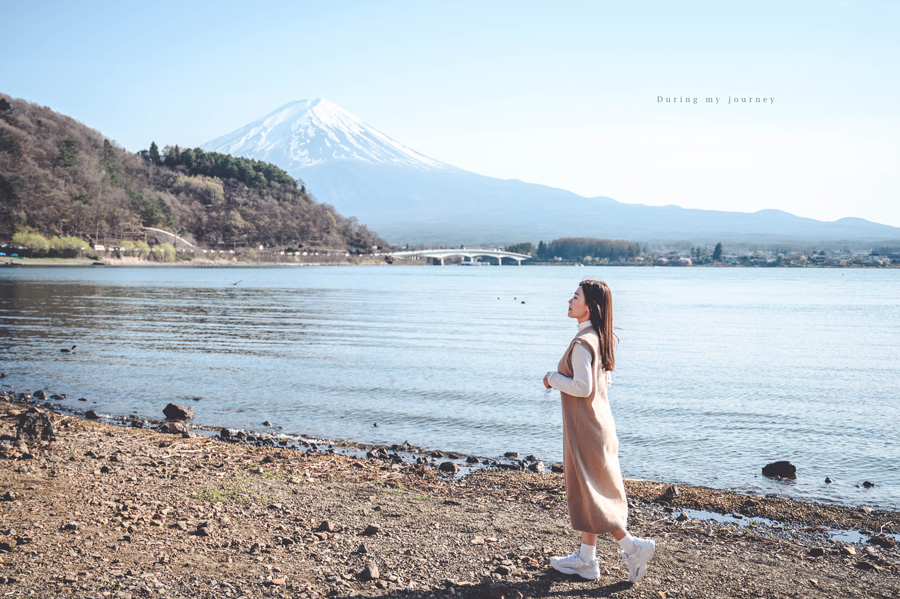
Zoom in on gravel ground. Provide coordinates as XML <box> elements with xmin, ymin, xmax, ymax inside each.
<box><xmin>0</xmin><ymin>403</ymin><xmax>898</xmax><ymax>599</ymax></box>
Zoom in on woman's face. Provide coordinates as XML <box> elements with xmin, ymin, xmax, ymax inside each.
<box><xmin>567</xmin><ymin>286</ymin><xmax>590</xmax><ymax>321</ymax></box>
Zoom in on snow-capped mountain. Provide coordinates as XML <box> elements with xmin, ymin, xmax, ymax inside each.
<box><xmin>203</xmin><ymin>100</ymin><xmax>900</xmax><ymax>245</ymax></box>
<box><xmin>202</xmin><ymin>98</ymin><xmax>450</xmax><ymax>172</ymax></box>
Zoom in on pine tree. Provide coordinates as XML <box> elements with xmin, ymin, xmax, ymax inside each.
<box><xmin>712</xmin><ymin>242</ymin><xmax>723</xmax><ymax>262</ymax></box>
<box><xmin>148</xmin><ymin>141</ymin><xmax>160</xmax><ymax>165</ymax></box>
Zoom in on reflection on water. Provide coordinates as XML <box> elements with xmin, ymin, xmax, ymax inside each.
<box><xmin>1</xmin><ymin>265</ymin><xmax>898</xmax><ymax>509</ymax></box>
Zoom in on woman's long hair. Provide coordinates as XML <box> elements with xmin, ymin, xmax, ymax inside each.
<box><xmin>580</xmin><ymin>279</ymin><xmax>617</xmax><ymax>371</ymax></box>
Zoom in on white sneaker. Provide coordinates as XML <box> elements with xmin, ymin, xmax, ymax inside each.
<box><xmin>618</xmin><ymin>537</ymin><xmax>655</xmax><ymax>582</ymax></box>
<box><xmin>550</xmin><ymin>550</ymin><xmax>601</xmax><ymax>580</ymax></box>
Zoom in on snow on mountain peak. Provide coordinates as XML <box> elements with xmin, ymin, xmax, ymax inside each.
<box><xmin>201</xmin><ymin>99</ymin><xmax>450</xmax><ymax>172</ymax></box>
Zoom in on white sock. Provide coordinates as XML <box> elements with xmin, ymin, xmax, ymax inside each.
<box><xmin>578</xmin><ymin>542</ymin><xmax>596</xmax><ymax>561</ymax></box>
<box><xmin>617</xmin><ymin>533</ymin><xmax>637</xmax><ymax>554</ymax></box>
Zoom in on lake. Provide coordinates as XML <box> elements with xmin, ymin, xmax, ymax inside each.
<box><xmin>1</xmin><ymin>264</ymin><xmax>897</xmax><ymax>508</ymax></box>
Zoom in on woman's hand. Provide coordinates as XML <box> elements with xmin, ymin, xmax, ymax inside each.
<box><xmin>543</xmin><ymin>372</ymin><xmax>553</xmax><ymax>389</ymax></box>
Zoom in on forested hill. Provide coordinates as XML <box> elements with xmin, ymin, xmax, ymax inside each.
<box><xmin>0</xmin><ymin>94</ymin><xmax>387</xmax><ymax>251</ymax></box>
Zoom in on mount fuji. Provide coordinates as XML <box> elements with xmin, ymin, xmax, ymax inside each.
<box><xmin>203</xmin><ymin>99</ymin><xmax>900</xmax><ymax>245</ymax></box>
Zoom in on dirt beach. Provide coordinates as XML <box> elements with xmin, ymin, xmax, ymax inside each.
<box><xmin>0</xmin><ymin>403</ymin><xmax>898</xmax><ymax>599</ymax></box>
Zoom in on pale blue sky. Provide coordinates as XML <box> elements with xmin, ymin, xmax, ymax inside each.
<box><xmin>3</xmin><ymin>1</ymin><xmax>898</xmax><ymax>226</ymax></box>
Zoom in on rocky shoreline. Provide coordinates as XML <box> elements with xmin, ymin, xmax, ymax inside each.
<box><xmin>1</xmin><ymin>401</ymin><xmax>898</xmax><ymax>599</ymax></box>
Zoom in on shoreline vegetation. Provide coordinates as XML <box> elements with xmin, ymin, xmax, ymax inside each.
<box><xmin>2</xmin><ymin>255</ymin><xmax>898</xmax><ymax>268</ymax></box>
<box><xmin>1</xmin><ymin>396</ymin><xmax>898</xmax><ymax>598</ymax></box>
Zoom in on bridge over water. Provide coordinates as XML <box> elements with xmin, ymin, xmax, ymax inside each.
<box><xmin>389</xmin><ymin>248</ymin><xmax>533</xmax><ymax>265</ymax></box>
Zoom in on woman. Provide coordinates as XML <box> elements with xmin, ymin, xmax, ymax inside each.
<box><xmin>542</xmin><ymin>280</ymin><xmax>655</xmax><ymax>583</ymax></box>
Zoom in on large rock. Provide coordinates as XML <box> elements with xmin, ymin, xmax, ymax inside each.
<box><xmin>158</xmin><ymin>422</ymin><xmax>189</xmax><ymax>436</ymax></box>
<box><xmin>163</xmin><ymin>403</ymin><xmax>195</xmax><ymax>420</ymax></box>
<box><xmin>762</xmin><ymin>461</ymin><xmax>796</xmax><ymax>479</ymax></box>
<box><xmin>16</xmin><ymin>408</ymin><xmax>55</xmax><ymax>442</ymax></box>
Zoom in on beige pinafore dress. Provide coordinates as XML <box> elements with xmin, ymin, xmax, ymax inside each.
<box><xmin>557</xmin><ymin>327</ymin><xmax>629</xmax><ymax>534</ymax></box>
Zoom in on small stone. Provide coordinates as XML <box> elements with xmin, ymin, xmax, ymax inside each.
<box><xmin>471</xmin><ymin>536</ymin><xmax>485</xmax><ymax>545</ymax></box>
<box><xmin>504</xmin><ymin>451</ymin><xmax>519</xmax><ymax>458</ymax></box>
<box><xmin>269</xmin><ymin>578</ymin><xmax>285</xmax><ymax>586</ymax></box>
<box><xmin>466</xmin><ymin>456</ymin><xmax>480</xmax><ymax>464</ymax></box>
<box><xmin>856</xmin><ymin>560</ymin><xmax>879</xmax><ymax>572</ymax></box>
<box><xmin>85</xmin><ymin>410</ymin><xmax>101</xmax><ymax>420</ymax></box>
<box><xmin>862</xmin><ymin>481</ymin><xmax>875</xmax><ymax>488</ymax></box>
<box><xmin>0</xmin><ymin>540</ymin><xmax>16</xmax><ymax>552</ymax></box>
<box><xmin>262</xmin><ymin>421</ymin><xmax>273</xmax><ymax>427</ymax></box>
<box><xmin>527</xmin><ymin>460</ymin><xmax>545</xmax><ymax>473</ymax></box>
<box><xmin>676</xmin><ymin>511</ymin><xmax>690</xmax><ymax>522</ymax></box>
<box><xmin>33</xmin><ymin>390</ymin><xmax>47</xmax><ymax>400</ymax></box>
<box><xmin>318</xmin><ymin>520</ymin><xmax>336</xmax><ymax>533</ymax></box>
<box><xmin>493</xmin><ymin>565</ymin><xmax>511</xmax><ymax>576</ymax></box>
<box><xmin>63</xmin><ymin>522</ymin><xmax>79</xmax><ymax>531</ymax></box>
<box><xmin>808</xmin><ymin>547</ymin><xmax>825</xmax><ymax>557</ymax></box>
<box><xmin>868</xmin><ymin>534</ymin><xmax>896</xmax><ymax>548</ymax></box>
<box><xmin>664</xmin><ymin>485</ymin><xmax>681</xmax><ymax>499</ymax></box>
<box><xmin>357</xmin><ymin>543</ymin><xmax>369</xmax><ymax>554</ymax></box>
<box><xmin>551</xmin><ymin>463</ymin><xmax>564</xmax><ymax>473</ymax></box>
<box><xmin>1</xmin><ymin>491</ymin><xmax>16</xmax><ymax>502</ymax></box>
<box><xmin>840</xmin><ymin>546</ymin><xmax>856</xmax><ymax>556</ymax></box>
<box><xmin>360</xmin><ymin>562</ymin><xmax>379</xmax><ymax>581</ymax></box>
<box><xmin>439</xmin><ymin>461</ymin><xmax>460</xmax><ymax>474</ymax></box>
<box><xmin>63</xmin><ymin>572</ymin><xmax>78</xmax><ymax>583</ymax></box>
<box><xmin>363</xmin><ymin>524</ymin><xmax>381</xmax><ymax>536</ymax></box>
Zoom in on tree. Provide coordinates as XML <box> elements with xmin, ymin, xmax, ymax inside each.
<box><xmin>537</xmin><ymin>241</ymin><xmax>548</xmax><ymax>259</ymax></box>
<box><xmin>148</xmin><ymin>141</ymin><xmax>161</xmax><ymax>165</ymax></box>
<box><xmin>712</xmin><ymin>242</ymin><xmax>723</xmax><ymax>262</ymax></box>
<box><xmin>505</xmin><ymin>242</ymin><xmax>535</xmax><ymax>255</ymax></box>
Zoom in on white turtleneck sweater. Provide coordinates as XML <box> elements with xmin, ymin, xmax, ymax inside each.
<box><xmin>547</xmin><ymin>320</ymin><xmax>611</xmax><ymax>397</ymax></box>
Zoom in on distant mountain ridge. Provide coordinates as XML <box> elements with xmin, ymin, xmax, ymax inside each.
<box><xmin>203</xmin><ymin>99</ymin><xmax>451</xmax><ymax>172</ymax></box>
<box><xmin>203</xmin><ymin>99</ymin><xmax>900</xmax><ymax>245</ymax></box>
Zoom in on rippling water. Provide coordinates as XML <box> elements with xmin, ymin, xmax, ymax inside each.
<box><xmin>1</xmin><ymin>265</ymin><xmax>897</xmax><ymax>508</ymax></box>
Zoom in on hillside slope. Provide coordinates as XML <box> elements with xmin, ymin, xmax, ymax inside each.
<box><xmin>0</xmin><ymin>94</ymin><xmax>385</xmax><ymax>251</ymax></box>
